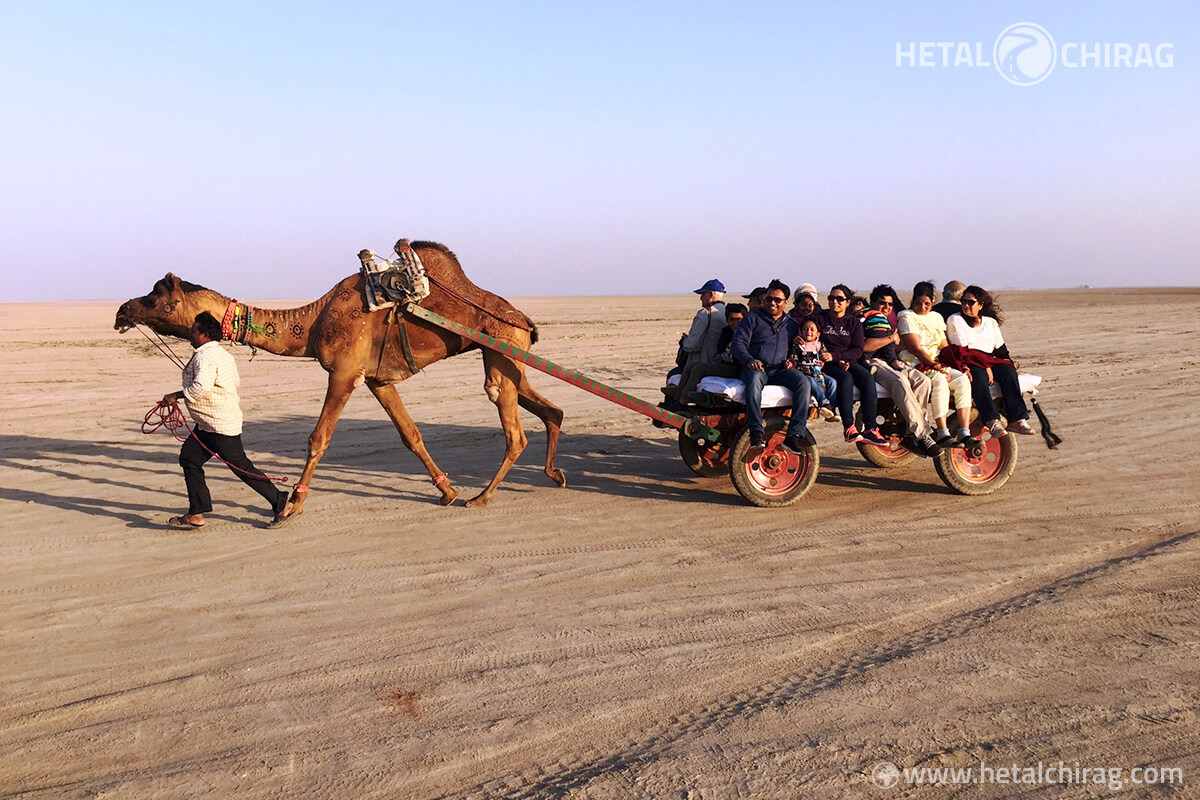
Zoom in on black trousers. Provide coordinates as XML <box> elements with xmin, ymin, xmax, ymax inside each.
<box><xmin>966</xmin><ymin>363</ymin><xmax>1029</xmax><ymax>424</ymax></box>
<box><xmin>179</xmin><ymin>429</ymin><xmax>287</xmax><ymax>516</ymax></box>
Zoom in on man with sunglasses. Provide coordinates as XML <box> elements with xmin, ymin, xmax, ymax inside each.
<box><xmin>862</xmin><ymin>285</ymin><xmax>940</xmax><ymax>457</ymax></box>
<box><xmin>730</xmin><ymin>279</ymin><xmax>811</xmax><ymax>453</ymax></box>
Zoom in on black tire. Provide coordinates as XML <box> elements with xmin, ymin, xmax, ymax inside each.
<box><xmin>934</xmin><ymin>424</ymin><xmax>1018</xmax><ymax>495</ymax></box>
<box><xmin>857</xmin><ymin>439</ymin><xmax>920</xmax><ymax>469</ymax></box>
<box><xmin>729</xmin><ymin>418</ymin><xmax>820</xmax><ymax>508</ymax></box>
<box><xmin>678</xmin><ymin>431</ymin><xmax>729</xmax><ymax>478</ymax></box>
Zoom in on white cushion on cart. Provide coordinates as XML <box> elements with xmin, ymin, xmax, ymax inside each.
<box><xmin>696</xmin><ymin>372</ymin><xmax>1042</xmax><ymax>409</ymax></box>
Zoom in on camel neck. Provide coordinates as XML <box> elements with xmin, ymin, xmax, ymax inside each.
<box><xmin>232</xmin><ymin>299</ymin><xmax>327</xmax><ymax>356</ymax></box>
<box><xmin>195</xmin><ymin>291</ymin><xmax>325</xmax><ymax>357</ymax></box>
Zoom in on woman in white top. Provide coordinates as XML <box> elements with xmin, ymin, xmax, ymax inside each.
<box><xmin>945</xmin><ymin>285</ymin><xmax>1034</xmax><ymax>437</ymax></box>
<box><xmin>897</xmin><ymin>281</ymin><xmax>976</xmax><ymax>448</ymax></box>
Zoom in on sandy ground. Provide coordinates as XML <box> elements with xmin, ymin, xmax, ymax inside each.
<box><xmin>2</xmin><ymin>288</ymin><xmax>1199</xmax><ymax>799</ymax></box>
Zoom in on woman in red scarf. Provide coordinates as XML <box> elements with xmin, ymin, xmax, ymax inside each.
<box><xmin>944</xmin><ymin>286</ymin><xmax>1034</xmax><ymax>437</ymax></box>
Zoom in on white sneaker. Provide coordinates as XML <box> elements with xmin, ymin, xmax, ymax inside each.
<box><xmin>1007</xmin><ymin>418</ymin><xmax>1035</xmax><ymax>435</ymax></box>
<box><xmin>985</xmin><ymin>419</ymin><xmax>1007</xmax><ymax>438</ymax></box>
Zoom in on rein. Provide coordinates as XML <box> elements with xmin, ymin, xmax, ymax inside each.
<box><xmin>425</xmin><ymin>273</ymin><xmax>535</xmax><ymax>332</ymax></box>
<box><xmin>134</xmin><ymin>324</ymin><xmax>188</xmax><ymax>369</ymax></box>
<box><xmin>142</xmin><ymin>401</ymin><xmax>289</xmax><ymax>484</ymax></box>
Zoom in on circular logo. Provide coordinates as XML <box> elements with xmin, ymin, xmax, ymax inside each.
<box><xmin>872</xmin><ymin>761</ymin><xmax>901</xmax><ymax>789</ymax></box>
<box><xmin>994</xmin><ymin>22</ymin><xmax>1057</xmax><ymax>86</ymax></box>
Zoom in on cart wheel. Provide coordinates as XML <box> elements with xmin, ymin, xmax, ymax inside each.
<box><xmin>678</xmin><ymin>431</ymin><xmax>729</xmax><ymax>478</ymax></box>
<box><xmin>857</xmin><ymin>437</ymin><xmax>919</xmax><ymax>469</ymax></box>
<box><xmin>934</xmin><ymin>423</ymin><xmax>1018</xmax><ymax>495</ymax></box>
<box><xmin>729</xmin><ymin>420</ymin><xmax>820</xmax><ymax>507</ymax></box>
<box><xmin>854</xmin><ymin>399</ymin><xmax>917</xmax><ymax>468</ymax></box>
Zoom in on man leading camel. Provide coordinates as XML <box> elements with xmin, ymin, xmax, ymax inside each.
<box><xmin>730</xmin><ymin>279</ymin><xmax>812</xmax><ymax>454</ymax></box>
<box><xmin>161</xmin><ymin>311</ymin><xmax>294</xmax><ymax>529</ymax></box>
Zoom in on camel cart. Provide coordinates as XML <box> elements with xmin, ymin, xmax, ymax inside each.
<box><xmin>406</xmin><ymin>304</ymin><xmax>1040</xmax><ymax>508</ymax></box>
<box><xmin>681</xmin><ymin>374</ymin><xmax>1045</xmax><ymax>502</ymax></box>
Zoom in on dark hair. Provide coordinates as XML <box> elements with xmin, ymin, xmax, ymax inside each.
<box><xmin>724</xmin><ymin>303</ymin><xmax>747</xmax><ymax>316</ymax></box>
<box><xmin>800</xmin><ymin>317</ymin><xmax>820</xmax><ymax>330</ymax></box>
<box><xmin>870</xmin><ymin>283</ymin><xmax>907</xmax><ymax>312</ymax></box>
<box><xmin>911</xmin><ymin>280</ymin><xmax>936</xmax><ymax>305</ymax></box>
<box><xmin>962</xmin><ymin>284</ymin><xmax>1004</xmax><ymax>325</ymax></box>
<box><xmin>830</xmin><ymin>283</ymin><xmax>853</xmax><ymax>300</ymax></box>
<box><xmin>194</xmin><ymin>311</ymin><xmax>223</xmax><ymax>341</ymax></box>
<box><xmin>766</xmin><ymin>278</ymin><xmax>791</xmax><ymax>299</ymax></box>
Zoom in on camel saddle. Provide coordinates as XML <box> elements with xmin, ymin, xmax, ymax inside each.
<box><xmin>359</xmin><ymin>239</ymin><xmax>431</xmax><ymax>311</ymax></box>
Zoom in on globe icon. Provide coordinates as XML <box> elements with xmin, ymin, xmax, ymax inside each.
<box><xmin>994</xmin><ymin>22</ymin><xmax>1057</xmax><ymax>85</ymax></box>
<box><xmin>872</xmin><ymin>761</ymin><xmax>901</xmax><ymax>789</ymax></box>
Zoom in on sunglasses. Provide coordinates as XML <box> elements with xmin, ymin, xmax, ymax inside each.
<box><xmin>765</xmin><ymin>296</ymin><xmax>787</xmax><ymax>305</ymax></box>
<box><xmin>961</xmin><ymin>298</ymin><xmax>980</xmax><ymax>307</ymax></box>
<box><xmin>828</xmin><ymin>295</ymin><xmax>848</xmax><ymax>303</ymax></box>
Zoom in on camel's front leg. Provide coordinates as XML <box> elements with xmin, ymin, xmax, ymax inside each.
<box><xmin>288</xmin><ymin>371</ymin><xmax>359</xmax><ymax>515</ymax></box>
<box><xmin>367</xmin><ymin>380</ymin><xmax>458</xmax><ymax>506</ymax></box>
<box><xmin>467</xmin><ymin>352</ymin><xmax>528</xmax><ymax>508</ymax></box>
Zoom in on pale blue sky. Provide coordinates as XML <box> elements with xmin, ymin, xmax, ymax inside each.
<box><xmin>1</xmin><ymin>2</ymin><xmax>1196</xmax><ymax>301</ymax></box>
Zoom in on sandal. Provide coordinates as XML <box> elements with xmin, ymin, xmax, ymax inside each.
<box><xmin>167</xmin><ymin>515</ymin><xmax>204</xmax><ymax>529</ymax></box>
<box><xmin>267</xmin><ymin>507</ymin><xmax>300</xmax><ymax>529</ymax></box>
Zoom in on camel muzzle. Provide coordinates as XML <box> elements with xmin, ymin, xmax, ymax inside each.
<box><xmin>114</xmin><ymin>302</ymin><xmax>137</xmax><ymax>333</ymax></box>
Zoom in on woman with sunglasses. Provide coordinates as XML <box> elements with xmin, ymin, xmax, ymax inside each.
<box><xmin>945</xmin><ymin>285</ymin><xmax>1035</xmax><ymax>437</ymax></box>
<box><xmin>816</xmin><ymin>284</ymin><xmax>887</xmax><ymax>445</ymax></box>
<box><xmin>897</xmin><ymin>281</ymin><xmax>976</xmax><ymax>448</ymax></box>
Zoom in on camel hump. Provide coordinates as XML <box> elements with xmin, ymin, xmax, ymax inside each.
<box><xmin>413</xmin><ymin>241</ymin><xmax>538</xmax><ymax>340</ymax></box>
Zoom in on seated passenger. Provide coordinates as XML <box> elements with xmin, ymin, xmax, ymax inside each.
<box><xmin>730</xmin><ymin>280</ymin><xmax>811</xmax><ymax>453</ymax></box>
<box><xmin>787</xmin><ymin>318</ymin><xmax>839</xmax><ymax>421</ymax></box>
<box><xmin>788</xmin><ymin>287</ymin><xmax>820</xmax><ymax>325</ymax></box>
<box><xmin>898</xmin><ymin>281</ymin><xmax>975</xmax><ymax>448</ymax></box>
<box><xmin>815</xmin><ymin>284</ymin><xmax>887</xmax><ymax>445</ymax></box>
<box><xmin>945</xmin><ymin>286</ymin><xmax>1034</xmax><ymax>436</ymax></box>
<box><xmin>861</xmin><ymin>285</ymin><xmax>939</xmax><ymax>457</ymax></box>
<box><xmin>674</xmin><ymin>303</ymin><xmax>747</xmax><ymax>404</ymax></box>
<box><xmin>679</xmin><ymin>278</ymin><xmax>727</xmax><ymax>373</ymax></box>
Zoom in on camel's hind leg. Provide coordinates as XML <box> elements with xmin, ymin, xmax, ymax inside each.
<box><xmin>515</xmin><ymin>370</ymin><xmax>567</xmax><ymax>488</ymax></box>
<box><xmin>367</xmin><ymin>380</ymin><xmax>458</xmax><ymax>506</ymax></box>
<box><xmin>466</xmin><ymin>350</ymin><xmax>529</xmax><ymax>508</ymax></box>
<box><xmin>289</xmin><ymin>371</ymin><xmax>358</xmax><ymax>516</ymax></box>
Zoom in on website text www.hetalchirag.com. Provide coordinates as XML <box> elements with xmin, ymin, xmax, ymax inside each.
<box><xmin>871</xmin><ymin>760</ymin><xmax>1184</xmax><ymax>791</ymax></box>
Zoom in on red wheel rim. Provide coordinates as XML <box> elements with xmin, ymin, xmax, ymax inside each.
<box><xmin>698</xmin><ymin>442</ymin><xmax>730</xmax><ymax>469</ymax></box>
<box><xmin>946</xmin><ymin>425</ymin><xmax>1007</xmax><ymax>483</ymax></box>
<box><xmin>867</xmin><ymin>436</ymin><xmax>912</xmax><ymax>461</ymax></box>
<box><xmin>746</xmin><ymin>432</ymin><xmax>812</xmax><ymax>497</ymax></box>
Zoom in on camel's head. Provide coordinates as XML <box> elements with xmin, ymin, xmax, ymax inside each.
<box><xmin>114</xmin><ymin>273</ymin><xmax>208</xmax><ymax>339</ymax></box>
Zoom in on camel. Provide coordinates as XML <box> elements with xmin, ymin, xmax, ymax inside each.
<box><xmin>114</xmin><ymin>241</ymin><xmax>567</xmax><ymax>512</ymax></box>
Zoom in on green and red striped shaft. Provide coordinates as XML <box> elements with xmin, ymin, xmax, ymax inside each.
<box><xmin>405</xmin><ymin>303</ymin><xmax>719</xmax><ymax>441</ymax></box>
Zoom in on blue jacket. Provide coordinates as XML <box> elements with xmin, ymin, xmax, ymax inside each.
<box><xmin>731</xmin><ymin>308</ymin><xmax>799</xmax><ymax>369</ymax></box>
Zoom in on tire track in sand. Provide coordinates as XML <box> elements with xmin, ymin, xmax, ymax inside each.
<box><xmin>444</xmin><ymin>527</ymin><xmax>1200</xmax><ymax>800</ymax></box>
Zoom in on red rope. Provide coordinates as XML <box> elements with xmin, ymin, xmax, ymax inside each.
<box><xmin>143</xmin><ymin>401</ymin><xmax>290</xmax><ymax>484</ymax></box>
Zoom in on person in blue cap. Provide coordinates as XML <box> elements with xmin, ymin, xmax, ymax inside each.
<box><xmin>679</xmin><ymin>278</ymin><xmax>727</xmax><ymax>373</ymax></box>
<box><xmin>730</xmin><ymin>278</ymin><xmax>812</xmax><ymax>453</ymax></box>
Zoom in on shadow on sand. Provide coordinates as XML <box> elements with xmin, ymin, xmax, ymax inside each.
<box><xmin>0</xmin><ymin>417</ymin><xmax>950</xmax><ymax>526</ymax></box>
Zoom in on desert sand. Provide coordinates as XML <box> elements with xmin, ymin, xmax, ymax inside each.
<box><xmin>2</xmin><ymin>288</ymin><xmax>1198</xmax><ymax>799</ymax></box>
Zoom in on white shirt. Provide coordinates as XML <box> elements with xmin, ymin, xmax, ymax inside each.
<box><xmin>946</xmin><ymin>313</ymin><xmax>1005</xmax><ymax>354</ymax></box>
<box><xmin>182</xmin><ymin>341</ymin><xmax>244</xmax><ymax>435</ymax></box>
<box><xmin>896</xmin><ymin>309</ymin><xmax>946</xmax><ymax>363</ymax></box>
